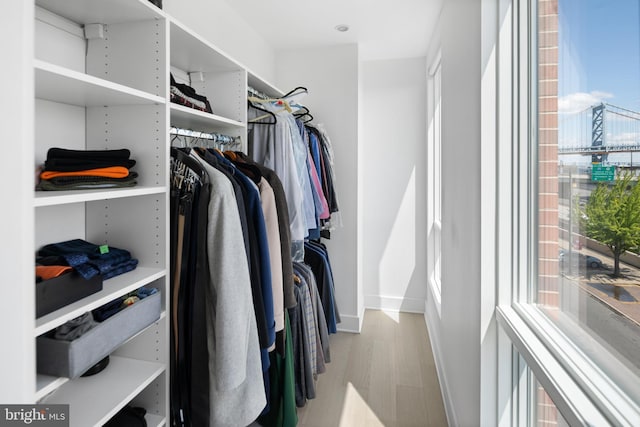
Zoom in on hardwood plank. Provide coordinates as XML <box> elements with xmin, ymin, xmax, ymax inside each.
<box><xmin>344</xmin><ymin>333</ymin><xmax>374</xmax><ymax>390</ymax></box>
<box><xmin>395</xmin><ymin>313</ymin><xmax>425</xmax><ymax>387</ymax></box>
<box><xmin>366</xmin><ymin>339</ymin><xmax>398</xmax><ymax>425</ymax></box>
<box><xmin>396</xmin><ymin>384</ymin><xmax>429</xmax><ymax>427</ymax></box>
<box><xmin>297</xmin><ymin>310</ymin><xmax>447</xmax><ymax>427</ymax></box>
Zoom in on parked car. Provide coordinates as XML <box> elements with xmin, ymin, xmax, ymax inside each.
<box><xmin>559</xmin><ymin>249</ymin><xmax>603</xmax><ymax>269</ymax></box>
<box><xmin>584</xmin><ymin>255</ymin><xmax>603</xmax><ymax>269</ymax></box>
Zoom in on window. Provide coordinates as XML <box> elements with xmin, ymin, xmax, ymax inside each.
<box><xmin>514</xmin><ymin>352</ymin><xmax>571</xmax><ymax>427</ymax></box>
<box><xmin>534</xmin><ymin>0</ymin><xmax>640</xmax><ymax>405</ymax></box>
<box><xmin>428</xmin><ymin>52</ymin><xmax>442</xmax><ymax>308</ymax></box>
<box><xmin>498</xmin><ymin>0</ymin><xmax>640</xmax><ymax>424</ymax></box>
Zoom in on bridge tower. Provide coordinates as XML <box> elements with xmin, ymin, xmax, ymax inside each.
<box><xmin>592</xmin><ymin>103</ymin><xmax>606</xmax><ymax>163</ymax></box>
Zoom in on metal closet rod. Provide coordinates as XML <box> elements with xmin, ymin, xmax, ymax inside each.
<box><xmin>170</xmin><ymin>126</ymin><xmax>239</xmax><ymax>144</ymax></box>
<box><xmin>247</xmin><ymin>86</ymin><xmax>272</xmax><ymax>100</ymax></box>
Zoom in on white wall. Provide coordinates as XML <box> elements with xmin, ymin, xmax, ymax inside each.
<box><xmin>422</xmin><ymin>0</ymin><xmax>502</xmax><ymax>426</ymax></box>
<box><xmin>361</xmin><ymin>58</ymin><xmax>428</xmax><ymax>313</ymax></box>
<box><xmin>164</xmin><ymin>0</ymin><xmax>277</xmax><ymax>83</ymax></box>
<box><xmin>276</xmin><ymin>44</ymin><xmax>363</xmax><ymax>332</ymax></box>
<box><xmin>424</xmin><ymin>0</ymin><xmax>482</xmax><ymax>425</ymax></box>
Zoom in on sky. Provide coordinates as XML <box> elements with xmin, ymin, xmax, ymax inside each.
<box><xmin>557</xmin><ymin>0</ymin><xmax>640</xmax><ymax>163</ymax></box>
<box><xmin>559</xmin><ymin>0</ymin><xmax>640</xmax><ymax>112</ymax></box>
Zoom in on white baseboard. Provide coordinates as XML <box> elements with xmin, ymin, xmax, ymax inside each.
<box><xmin>424</xmin><ymin>300</ymin><xmax>456</xmax><ymax>427</ymax></box>
<box><xmin>365</xmin><ymin>294</ymin><xmax>425</xmax><ymax>313</ymax></box>
<box><xmin>336</xmin><ymin>314</ymin><xmax>362</xmax><ymax>333</ymax></box>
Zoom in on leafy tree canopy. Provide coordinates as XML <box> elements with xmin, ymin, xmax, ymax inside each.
<box><xmin>584</xmin><ymin>171</ymin><xmax>640</xmax><ymax>276</ymax></box>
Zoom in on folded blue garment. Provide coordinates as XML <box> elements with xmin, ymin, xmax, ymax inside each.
<box><xmin>38</xmin><ymin>239</ymin><xmax>137</xmax><ymax>280</ymax></box>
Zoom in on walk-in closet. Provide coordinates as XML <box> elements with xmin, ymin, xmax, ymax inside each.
<box><xmin>1</xmin><ymin>0</ymin><xmax>449</xmax><ymax>426</ymax></box>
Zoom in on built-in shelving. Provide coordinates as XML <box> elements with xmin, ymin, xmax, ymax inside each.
<box><xmin>170</xmin><ymin>104</ymin><xmax>245</xmax><ymax>133</ymax></box>
<box><xmin>11</xmin><ymin>0</ymin><xmax>296</xmax><ymax>424</ymax></box>
<box><xmin>34</xmin><ymin>0</ymin><xmax>163</xmax><ymax>25</ymax></box>
<box><xmin>40</xmin><ymin>356</ymin><xmax>164</xmax><ymax>427</ymax></box>
<box><xmin>17</xmin><ymin>2</ymin><xmax>170</xmax><ymax>418</ymax></box>
<box><xmin>34</xmin><ymin>186</ymin><xmax>167</xmax><ymax>208</ymax></box>
<box><xmin>169</xmin><ymin>19</ymin><xmax>241</xmax><ymax>74</ymax></box>
<box><xmin>35</xmin><ymin>60</ymin><xmax>165</xmax><ymax>107</ymax></box>
<box><xmin>36</xmin><ymin>375</ymin><xmax>69</xmax><ymax>401</ymax></box>
<box><xmin>169</xmin><ymin>19</ymin><xmax>246</xmax><ymax>126</ymax></box>
<box><xmin>248</xmin><ymin>71</ymin><xmax>284</xmax><ymax>98</ymax></box>
<box><xmin>145</xmin><ymin>413</ymin><xmax>166</xmax><ymax>427</ymax></box>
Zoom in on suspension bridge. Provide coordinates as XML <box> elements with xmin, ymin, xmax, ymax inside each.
<box><xmin>558</xmin><ymin>103</ymin><xmax>640</xmax><ymax>165</ymax></box>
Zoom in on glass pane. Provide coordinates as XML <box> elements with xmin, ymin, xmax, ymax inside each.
<box><xmin>430</xmin><ymin>60</ymin><xmax>442</xmax><ymax>291</ymax></box>
<box><xmin>535</xmin><ymin>0</ymin><xmax>640</xmax><ymax>396</ymax></box>
<box><xmin>531</xmin><ymin>377</ymin><xmax>570</xmax><ymax>427</ymax></box>
<box><xmin>434</xmin><ymin>64</ymin><xmax>442</xmax><ymax>225</ymax></box>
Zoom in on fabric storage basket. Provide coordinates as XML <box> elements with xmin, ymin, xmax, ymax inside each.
<box><xmin>36</xmin><ymin>272</ymin><xmax>103</xmax><ymax>318</ymax></box>
<box><xmin>36</xmin><ymin>291</ymin><xmax>161</xmax><ymax>379</ymax></box>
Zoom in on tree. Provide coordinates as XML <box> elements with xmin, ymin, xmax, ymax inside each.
<box><xmin>583</xmin><ymin>171</ymin><xmax>640</xmax><ymax>277</ymax></box>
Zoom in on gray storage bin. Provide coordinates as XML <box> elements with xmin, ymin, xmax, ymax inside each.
<box><xmin>37</xmin><ymin>291</ymin><xmax>161</xmax><ymax>379</ymax></box>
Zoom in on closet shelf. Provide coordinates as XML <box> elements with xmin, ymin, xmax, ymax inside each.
<box><xmin>247</xmin><ymin>72</ymin><xmax>284</xmax><ymax>98</ymax></box>
<box><xmin>36</xmin><ymin>374</ymin><xmax>69</xmax><ymax>401</ymax></box>
<box><xmin>34</xmin><ymin>186</ymin><xmax>168</xmax><ymax>208</ymax></box>
<box><xmin>169</xmin><ymin>19</ymin><xmax>242</xmax><ymax>73</ymax></box>
<box><xmin>35</xmin><ymin>0</ymin><xmax>162</xmax><ymax>26</ymax></box>
<box><xmin>39</xmin><ymin>356</ymin><xmax>164</xmax><ymax>427</ymax></box>
<box><xmin>145</xmin><ymin>413</ymin><xmax>166</xmax><ymax>427</ymax></box>
<box><xmin>35</xmin><ymin>60</ymin><xmax>165</xmax><ymax>108</ymax></box>
<box><xmin>170</xmin><ymin>104</ymin><xmax>245</xmax><ymax>133</ymax></box>
<box><xmin>35</xmin><ymin>267</ymin><xmax>166</xmax><ymax>337</ymax></box>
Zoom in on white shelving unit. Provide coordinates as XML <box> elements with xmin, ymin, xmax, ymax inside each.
<box><xmin>248</xmin><ymin>71</ymin><xmax>285</xmax><ymax>99</ymax></box>
<box><xmin>170</xmin><ymin>103</ymin><xmax>244</xmax><ymax>134</ymax></box>
<box><xmin>40</xmin><ymin>356</ymin><xmax>165</xmax><ymax>427</ymax></box>
<box><xmin>34</xmin><ymin>187</ymin><xmax>167</xmax><ymax>208</ymax></box>
<box><xmin>169</xmin><ymin>18</ymin><xmax>247</xmax><ymax>150</ymax></box>
<box><xmin>35</xmin><ymin>60</ymin><xmax>165</xmax><ymax>107</ymax></box>
<box><xmin>3</xmin><ymin>0</ymin><xmax>287</xmax><ymax>425</ymax></box>
<box><xmin>29</xmin><ymin>0</ymin><xmax>170</xmax><ymax>425</ymax></box>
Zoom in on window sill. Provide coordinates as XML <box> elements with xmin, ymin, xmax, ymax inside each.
<box><xmin>496</xmin><ymin>305</ymin><xmax>640</xmax><ymax>426</ymax></box>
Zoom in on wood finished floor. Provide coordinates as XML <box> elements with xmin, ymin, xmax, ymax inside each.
<box><xmin>296</xmin><ymin>309</ymin><xmax>448</xmax><ymax>427</ymax></box>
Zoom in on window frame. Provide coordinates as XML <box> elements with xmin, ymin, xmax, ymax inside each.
<box><xmin>495</xmin><ymin>0</ymin><xmax>640</xmax><ymax>425</ymax></box>
<box><xmin>427</xmin><ymin>50</ymin><xmax>443</xmax><ymax>316</ymax></box>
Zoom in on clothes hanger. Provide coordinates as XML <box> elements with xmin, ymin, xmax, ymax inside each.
<box><xmin>282</xmin><ymin>86</ymin><xmax>308</xmax><ymax>98</ymax></box>
<box><xmin>293</xmin><ymin>105</ymin><xmax>313</xmax><ymax>123</ymax></box>
<box><xmin>247</xmin><ymin>100</ymin><xmax>277</xmax><ymax>125</ymax></box>
<box><xmin>293</xmin><ymin>105</ymin><xmax>310</xmax><ymax>116</ymax></box>
<box><xmin>170</xmin><ymin>147</ymin><xmax>207</xmax><ymax>182</ymax></box>
<box><xmin>297</xmin><ymin>113</ymin><xmax>314</xmax><ymax>123</ymax></box>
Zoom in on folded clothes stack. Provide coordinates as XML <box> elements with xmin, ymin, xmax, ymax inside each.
<box><xmin>170</xmin><ymin>73</ymin><xmax>213</xmax><ymax>113</ymax></box>
<box><xmin>38</xmin><ymin>238</ymin><xmax>138</xmax><ymax>281</ymax></box>
<box><xmin>38</xmin><ymin>148</ymin><xmax>138</xmax><ymax>191</ymax></box>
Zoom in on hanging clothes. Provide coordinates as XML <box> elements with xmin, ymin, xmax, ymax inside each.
<box><xmin>248</xmin><ymin>104</ymin><xmax>307</xmax><ymax>261</ymax></box>
<box><xmin>256</xmin><ymin>311</ymin><xmax>298</xmax><ymax>427</ymax></box>
<box><xmin>303</xmin><ymin>241</ymin><xmax>340</xmax><ymax>334</ymax></box>
<box><xmin>196</xmin><ymin>149</ymin><xmax>276</xmax><ymax>354</ymax></box>
<box><xmin>230</xmin><ymin>152</ymin><xmax>297</xmax><ymax>311</ymax></box>
<box><xmin>169</xmin><ymin>148</ymin><xmax>210</xmax><ymax>427</ymax></box>
<box><xmin>170</xmin><ymin>147</ymin><xmax>268</xmax><ymax>427</ymax></box>
<box><xmin>191</xmin><ymin>149</ymin><xmax>267</xmax><ymax>427</ymax></box>
<box><xmin>167</xmin><ymin>90</ymin><xmax>343</xmax><ymax>426</ymax></box>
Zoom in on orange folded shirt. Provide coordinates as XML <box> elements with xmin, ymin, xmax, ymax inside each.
<box><xmin>40</xmin><ymin>166</ymin><xmax>130</xmax><ymax>180</ymax></box>
<box><xmin>36</xmin><ymin>265</ymin><xmax>73</xmax><ymax>281</ymax></box>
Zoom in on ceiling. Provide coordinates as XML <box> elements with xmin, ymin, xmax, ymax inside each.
<box><xmin>221</xmin><ymin>0</ymin><xmax>443</xmax><ymax>61</ymax></box>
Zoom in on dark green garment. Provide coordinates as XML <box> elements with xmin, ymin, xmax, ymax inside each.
<box><xmin>258</xmin><ymin>311</ymin><xmax>298</xmax><ymax>427</ymax></box>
